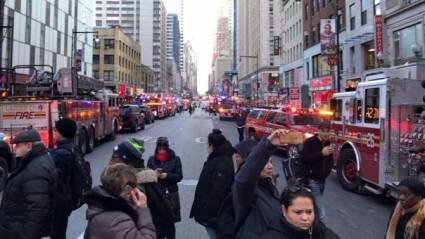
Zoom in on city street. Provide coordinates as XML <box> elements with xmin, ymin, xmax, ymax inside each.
<box><xmin>66</xmin><ymin>109</ymin><xmax>394</xmax><ymax>239</ymax></box>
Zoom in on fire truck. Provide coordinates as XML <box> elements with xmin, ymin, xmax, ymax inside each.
<box><xmin>146</xmin><ymin>96</ymin><xmax>168</xmax><ymax>119</ymax></box>
<box><xmin>0</xmin><ymin>66</ymin><xmax>120</xmax><ymax>189</ymax></box>
<box><xmin>330</xmin><ymin>66</ymin><xmax>425</xmax><ymax>196</ymax></box>
<box><xmin>218</xmin><ymin>99</ymin><xmax>237</xmax><ymax>120</ymax></box>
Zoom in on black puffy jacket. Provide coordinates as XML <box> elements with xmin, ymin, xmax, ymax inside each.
<box><xmin>300</xmin><ymin>135</ymin><xmax>333</xmax><ymax>182</ymax></box>
<box><xmin>147</xmin><ymin>149</ymin><xmax>183</xmax><ymax>193</ymax></box>
<box><xmin>0</xmin><ymin>143</ymin><xmax>58</xmax><ymax>239</ymax></box>
<box><xmin>190</xmin><ymin>144</ymin><xmax>235</xmax><ymax>227</ymax></box>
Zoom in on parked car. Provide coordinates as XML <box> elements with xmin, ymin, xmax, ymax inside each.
<box><xmin>139</xmin><ymin>105</ymin><xmax>155</xmax><ymax>124</ymax></box>
<box><xmin>119</xmin><ymin>104</ymin><xmax>145</xmax><ymax>132</ymax></box>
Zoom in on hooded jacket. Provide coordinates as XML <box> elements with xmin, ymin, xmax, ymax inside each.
<box><xmin>0</xmin><ymin>143</ymin><xmax>57</xmax><ymax>239</ymax></box>
<box><xmin>190</xmin><ymin>143</ymin><xmax>235</xmax><ymax>227</ymax></box>
<box><xmin>232</xmin><ymin>138</ymin><xmax>282</xmax><ymax>239</ymax></box>
<box><xmin>84</xmin><ymin>186</ymin><xmax>156</xmax><ymax>239</ymax></box>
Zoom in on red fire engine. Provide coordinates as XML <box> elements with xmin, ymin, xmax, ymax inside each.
<box><xmin>0</xmin><ymin>67</ymin><xmax>120</xmax><ymax>157</ymax></box>
<box><xmin>146</xmin><ymin>96</ymin><xmax>168</xmax><ymax>119</ymax></box>
<box><xmin>330</xmin><ymin>66</ymin><xmax>425</xmax><ymax>195</ymax></box>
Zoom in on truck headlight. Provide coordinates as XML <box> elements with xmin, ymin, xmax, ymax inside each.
<box><xmin>304</xmin><ymin>133</ymin><xmax>314</xmax><ymax>139</ymax></box>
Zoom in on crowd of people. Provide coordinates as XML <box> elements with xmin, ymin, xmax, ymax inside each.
<box><xmin>0</xmin><ymin>117</ymin><xmax>424</xmax><ymax>239</ymax></box>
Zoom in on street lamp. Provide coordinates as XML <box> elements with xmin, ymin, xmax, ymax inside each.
<box><xmin>295</xmin><ymin>0</ymin><xmax>342</xmax><ymax>92</ymax></box>
<box><xmin>240</xmin><ymin>55</ymin><xmax>259</xmax><ymax>103</ymax></box>
<box><xmin>71</xmin><ymin>30</ymin><xmax>98</xmax><ymax>96</ymax></box>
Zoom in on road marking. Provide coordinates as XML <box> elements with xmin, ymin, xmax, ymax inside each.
<box><xmin>179</xmin><ymin>179</ymin><xmax>199</xmax><ymax>186</ymax></box>
<box><xmin>137</xmin><ymin>136</ymin><xmax>152</xmax><ymax>142</ymax></box>
<box><xmin>195</xmin><ymin>137</ymin><xmax>205</xmax><ymax>144</ymax></box>
<box><xmin>77</xmin><ymin>232</ymin><xmax>84</xmax><ymax>239</ymax></box>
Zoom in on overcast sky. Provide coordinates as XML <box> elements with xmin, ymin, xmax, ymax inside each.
<box><xmin>184</xmin><ymin>0</ymin><xmax>222</xmax><ymax>94</ymax></box>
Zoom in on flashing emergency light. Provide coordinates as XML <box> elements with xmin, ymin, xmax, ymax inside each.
<box><xmin>319</xmin><ymin>110</ymin><xmax>334</xmax><ymax>116</ymax></box>
<box><xmin>219</xmin><ymin>108</ymin><xmax>225</xmax><ymax>113</ymax></box>
<box><xmin>291</xmin><ymin>107</ymin><xmax>297</xmax><ymax>113</ymax></box>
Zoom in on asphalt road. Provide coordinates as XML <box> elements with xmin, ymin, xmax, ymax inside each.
<box><xmin>66</xmin><ymin>109</ymin><xmax>394</xmax><ymax>239</ymax></box>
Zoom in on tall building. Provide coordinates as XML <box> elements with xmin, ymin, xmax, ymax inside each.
<box><xmin>277</xmin><ymin>0</ymin><xmax>305</xmax><ymax>107</ymax></box>
<box><xmin>183</xmin><ymin>41</ymin><xmax>197</xmax><ymax>95</ymax></box>
<box><xmin>162</xmin><ymin>0</ymin><xmax>184</xmax><ymax>71</ymax></box>
<box><xmin>92</xmin><ymin>27</ymin><xmax>142</xmax><ymax>95</ymax></box>
<box><xmin>303</xmin><ymin>0</ymin><xmax>346</xmax><ymax>109</ymax></box>
<box><xmin>237</xmin><ymin>0</ymin><xmax>279</xmax><ymax>100</ymax></box>
<box><xmin>167</xmin><ymin>14</ymin><xmax>181</xmax><ymax>71</ymax></box>
<box><xmin>2</xmin><ymin>0</ymin><xmax>94</xmax><ymax>77</ymax></box>
<box><xmin>140</xmin><ymin>0</ymin><xmax>168</xmax><ymax>91</ymax></box>
<box><xmin>95</xmin><ymin>0</ymin><xmax>142</xmax><ymax>42</ymax></box>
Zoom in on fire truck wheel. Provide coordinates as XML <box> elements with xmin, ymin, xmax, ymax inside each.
<box><xmin>131</xmin><ymin>121</ymin><xmax>138</xmax><ymax>133</ymax></box>
<box><xmin>337</xmin><ymin>149</ymin><xmax>362</xmax><ymax>192</ymax></box>
<box><xmin>78</xmin><ymin>129</ymin><xmax>88</xmax><ymax>155</ymax></box>
<box><xmin>0</xmin><ymin>157</ymin><xmax>8</xmax><ymax>192</ymax></box>
<box><xmin>87</xmin><ymin>127</ymin><xmax>95</xmax><ymax>153</ymax></box>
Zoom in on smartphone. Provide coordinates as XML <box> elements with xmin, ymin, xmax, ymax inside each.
<box><xmin>120</xmin><ymin>185</ymin><xmax>134</xmax><ymax>201</ymax></box>
<box><xmin>157</xmin><ymin>168</ymin><xmax>164</xmax><ymax>173</ymax></box>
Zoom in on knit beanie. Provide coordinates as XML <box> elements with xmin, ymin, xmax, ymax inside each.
<box><xmin>234</xmin><ymin>139</ymin><xmax>257</xmax><ymax>159</ymax></box>
<box><xmin>55</xmin><ymin>118</ymin><xmax>77</xmax><ymax>139</ymax></box>
<box><xmin>399</xmin><ymin>177</ymin><xmax>425</xmax><ymax>197</ymax></box>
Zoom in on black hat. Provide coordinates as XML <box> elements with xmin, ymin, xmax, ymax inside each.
<box><xmin>398</xmin><ymin>177</ymin><xmax>425</xmax><ymax>197</ymax></box>
<box><xmin>234</xmin><ymin>139</ymin><xmax>257</xmax><ymax>159</ymax></box>
<box><xmin>156</xmin><ymin>137</ymin><xmax>169</xmax><ymax>148</ymax></box>
<box><xmin>55</xmin><ymin>118</ymin><xmax>77</xmax><ymax>139</ymax></box>
<box><xmin>113</xmin><ymin>141</ymin><xmax>143</xmax><ymax>166</ymax></box>
<box><xmin>11</xmin><ymin>129</ymin><xmax>41</xmax><ymax>144</ymax></box>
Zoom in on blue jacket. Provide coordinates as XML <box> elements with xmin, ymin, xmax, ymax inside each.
<box><xmin>232</xmin><ymin>138</ymin><xmax>282</xmax><ymax>239</ymax></box>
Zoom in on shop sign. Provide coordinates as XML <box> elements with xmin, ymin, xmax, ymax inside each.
<box><xmin>309</xmin><ymin>76</ymin><xmax>332</xmax><ymax>91</ymax></box>
<box><xmin>290</xmin><ymin>87</ymin><xmax>300</xmax><ymax>100</ymax></box>
<box><xmin>345</xmin><ymin>78</ymin><xmax>361</xmax><ymax>91</ymax></box>
<box><xmin>375</xmin><ymin>16</ymin><xmax>384</xmax><ymax>60</ymax></box>
<box><xmin>118</xmin><ymin>84</ymin><xmax>126</xmax><ymax>97</ymax></box>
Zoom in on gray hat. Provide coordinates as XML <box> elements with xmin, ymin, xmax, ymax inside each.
<box><xmin>11</xmin><ymin>129</ymin><xmax>41</xmax><ymax>144</ymax></box>
<box><xmin>234</xmin><ymin>139</ymin><xmax>258</xmax><ymax>159</ymax></box>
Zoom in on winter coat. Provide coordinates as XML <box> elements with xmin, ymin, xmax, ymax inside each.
<box><xmin>48</xmin><ymin>139</ymin><xmax>75</xmax><ymax>209</ymax></box>
<box><xmin>190</xmin><ymin>144</ymin><xmax>235</xmax><ymax>227</ymax></box>
<box><xmin>300</xmin><ymin>135</ymin><xmax>333</xmax><ymax>182</ymax></box>
<box><xmin>84</xmin><ymin>186</ymin><xmax>156</xmax><ymax>239</ymax></box>
<box><xmin>393</xmin><ymin>212</ymin><xmax>425</xmax><ymax>239</ymax></box>
<box><xmin>147</xmin><ymin>149</ymin><xmax>183</xmax><ymax>221</ymax></box>
<box><xmin>136</xmin><ymin>168</ymin><xmax>176</xmax><ymax>236</ymax></box>
<box><xmin>0</xmin><ymin>143</ymin><xmax>58</xmax><ymax>239</ymax></box>
<box><xmin>232</xmin><ymin>137</ymin><xmax>283</xmax><ymax>239</ymax></box>
<box><xmin>147</xmin><ymin>149</ymin><xmax>183</xmax><ymax>194</ymax></box>
<box><xmin>236</xmin><ymin>111</ymin><xmax>247</xmax><ymax>127</ymax></box>
<box><xmin>265</xmin><ymin>218</ymin><xmax>340</xmax><ymax>239</ymax></box>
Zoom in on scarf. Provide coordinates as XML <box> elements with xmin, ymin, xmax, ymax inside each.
<box><xmin>156</xmin><ymin>152</ymin><xmax>169</xmax><ymax>162</ymax></box>
<box><xmin>386</xmin><ymin>199</ymin><xmax>425</xmax><ymax>239</ymax></box>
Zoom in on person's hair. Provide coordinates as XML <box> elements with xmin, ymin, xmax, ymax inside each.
<box><xmin>101</xmin><ymin>163</ymin><xmax>137</xmax><ymax>197</ymax></box>
<box><xmin>208</xmin><ymin>128</ymin><xmax>227</xmax><ymax>148</ymax></box>
<box><xmin>280</xmin><ymin>184</ymin><xmax>315</xmax><ymax>208</ymax></box>
<box><xmin>318</xmin><ymin>121</ymin><xmax>331</xmax><ymax>131</ymax></box>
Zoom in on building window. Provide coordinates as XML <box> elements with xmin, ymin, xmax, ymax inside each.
<box><xmin>311</xmin><ymin>0</ymin><xmax>316</xmax><ymax>15</ymax></box>
<box><xmin>394</xmin><ymin>24</ymin><xmax>424</xmax><ymax>61</ymax></box>
<box><xmin>362</xmin><ymin>41</ymin><xmax>376</xmax><ymax>70</ymax></box>
<box><xmin>364</xmin><ymin>88</ymin><xmax>380</xmax><ymax>124</ymax></box>
<box><xmin>350</xmin><ymin>46</ymin><xmax>356</xmax><ymax>73</ymax></box>
<box><xmin>361</xmin><ymin>0</ymin><xmax>367</xmax><ymax>25</ymax></box>
<box><xmin>350</xmin><ymin>4</ymin><xmax>355</xmax><ymax>30</ymax></box>
<box><xmin>93</xmin><ymin>55</ymin><xmax>99</xmax><ymax>64</ymax></box>
<box><xmin>305</xmin><ymin>4</ymin><xmax>309</xmax><ymax>19</ymax></box>
<box><xmin>93</xmin><ymin>71</ymin><xmax>99</xmax><ymax>79</ymax></box>
<box><xmin>374</xmin><ymin>0</ymin><xmax>381</xmax><ymax>16</ymax></box>
<box><xmin>312</xmin><ymin>55</ymin><xmax>320</xmax><ymax>78</ymax></box>
<box><xmin>104</xmin><ymin>39</ymin><xmax>115</xmax><ymax>49</ymax></box>
<box><xmin>104</xmin><ymin>55</ymin><xmax>115</xmax><ymax>64</ymax></box>
<box><xmin>104</xmin><ymin>70</ymin><xmax>114</xmax><ymax>81</ymax></box>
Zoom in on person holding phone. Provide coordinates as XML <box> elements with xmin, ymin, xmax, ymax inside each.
<box><xmin>299</xmin><ymin>122</ymin><xmax>334</xmax><ymax>222</ymax></box>
<box><xmin>84</xmin><ymin>163</ymin><xmax>156</xmax><ymax>239</ymax></box>
<box><xmin>148</xmin><ymin>137</ymin><xmax>183</xmax><ymax>239</ymax></box>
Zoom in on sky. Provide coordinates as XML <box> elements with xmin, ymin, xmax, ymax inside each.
<box><xmin>183</xmin><ymin>0</ymin><xmax>222</xmax><ymax>94</ymax></box>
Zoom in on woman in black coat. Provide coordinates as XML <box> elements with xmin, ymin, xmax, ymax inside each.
<box><xmin>147</xmin><ymin>136</ymin><xmax>183</xmax><ymax>239</ymax></box>
<box><xmin>190</xmin><ymin>129</ymin><xmax>235</xmax><ymax>239</ymax></box>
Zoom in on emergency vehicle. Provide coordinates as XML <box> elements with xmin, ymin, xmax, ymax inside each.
<box><xmin>330</xmin><ymin>66</ymin><xmax>425</xmax><ymax>195</ymax></box>
<box><xmin>218</xmin><ymin>99</ymin><xmax>237</xmax><ymax>120</ymax></box>
<box><xmin>146</xmin><ymin>96</ymin><xmax>167</xmax><ymax>119</ymax></box>
<box><xmin>0</xmin><ymin>67</ymin><xmax>120</xmax><ymax>189</ymax></box>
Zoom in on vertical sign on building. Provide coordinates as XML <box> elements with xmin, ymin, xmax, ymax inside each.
<box><xmin>273</xmin><ymin>36</ymin><xmax>281</xmax><ymax>55</ymax></box>
<box><xmin>320</xmin><ymin>19</ymin><xmax>337</xmax><ymax>55</ymax></box>
<box><xmin>119</xmin><ymin>84</ymin><xmax>126</xmax><ymax>97</ymax></box>
<box><xmin>374</xmin><ymin>15</ymin><xmax>384</xmax><ymax>64</ymax></box>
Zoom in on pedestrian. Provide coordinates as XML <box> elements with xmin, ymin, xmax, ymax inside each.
<box><xmin>190</xmin><ymin>129</ymin><xmax>235</xmax><ymax>239</ymax></box>
<box><xmin>0</xmin><ymin>129</ymin><xmax>58</xmax><ymax>239</ymax></box>
<box><xmin>215</xmin><ymin>139</ymin><xmax>258</xmax><ymax>239</ymax></box>
<box><xmin>385</xmin><ymin>177</ymin><xmax>425</xmax><ymax>239</ymax></box>
<box><xmin>299</xmin><ymin>122</ymin><xmax>334</xmax><ymax>221</ymax></box>
<box><xmin>235</xmin><ymin>109</ymin><xmax>248</xmax><ymax>142</ymax></box>
<box><xmin>232</xmin><ymin>129</ymin><xmax>288</xmax><ymax>239</ymax></box>
<box><xmin>110</xmin><ymin>138</ymin><xmax>175</xmax><ymax>239</ymax></box>
<box><xmin>278</xmin><ymin>182</ymin><xmax>340</xmax><ymax>239</ymax></box>
<box><xmin>48</xmin><ymin>118</ymin><xmax>77</xmax><ymax>239</ymax></box>
<box><xmin>0</xmin><ymin>137</ymin><xmax>13</xmax><ymax>190</ymax></box>
<box><xmin>147</xmin><ymin>137</ymin><xmax>183</xmax><ymax>239</ymax></box>
<box><xmin>84</xmin><ymin>163</ymin><xmax>156</xmax><ymax>239</ymax></box>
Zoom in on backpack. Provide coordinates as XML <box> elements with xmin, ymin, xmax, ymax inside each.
<box><xmin>68</xmin><ymin>146</ymin><xmax>92</xmax><ymax>210</ymax></box>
